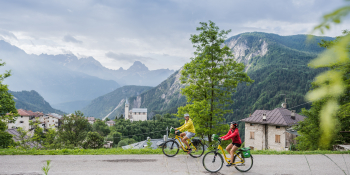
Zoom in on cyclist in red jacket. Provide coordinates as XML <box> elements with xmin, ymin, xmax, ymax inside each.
<box><xmin>220</xmin><ymin>121</ymin><xmax>242</xmax><ymax>167</ymax></box>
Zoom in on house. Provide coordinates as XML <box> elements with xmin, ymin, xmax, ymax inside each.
<box><xmin>125</xmin><ymin>99</ymin><xmax>147</xmax><ymax>121</ymax></box>
<box><xmin>106</xmin><ymin>120</ymin><xmax>115</xmax><ymax>127</ymax></box>
<box><xmin>7</xmin><ymin>109</ymin><xmax>44</xmax><ymax>131</ymax></box>
<box><xmin>88</xmin><ymin>117</ymin><xmax>95</xmax><ymax>124</ymax></box>
<box><xmin>241</xmin><ymin>107</ymin><xmax>305</xmax><ymax>151</ymax></box>
<box><xmin>42</xmin><ymin>113</ymin><xmax>62</xmax><ymax>130</ymax></box>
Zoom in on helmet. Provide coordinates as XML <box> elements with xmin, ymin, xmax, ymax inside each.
<box><xmin>231</xmin><ymin>121</ymin><xmax>238</xmax><ymax>126</ymax></box>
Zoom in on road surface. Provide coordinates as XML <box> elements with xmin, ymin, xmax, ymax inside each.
<box><xmin>0</xmin><ymin>154</ymin><xmax>349</xmax><ymax>175</ymax></box>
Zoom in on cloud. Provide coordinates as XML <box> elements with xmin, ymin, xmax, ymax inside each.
<box><xmin>105</xmin><ymin>52</ymin><xmax>154</xmax><ymax>63</ymax></box>
<box><xmin>0</xmin><ymin>29</ymin><xmax>18</xmax><ymax>40</ymax></box>
<box><xmin>63</xmin><ymin>35</ymin><xmax>82</xmax><ymax>44</ymax></box>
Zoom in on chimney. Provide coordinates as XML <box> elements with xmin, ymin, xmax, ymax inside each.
<box><xmin>291</xmin><ymin>110</ymin><xmax>296</xmax><ymax>120</ymax></box>
<box><xmin>262</xmin><ymin>113</ymin><xmax>267</xmax><ymax>121</ymax></box>
<box><xmin>282</xmin><ymin>103</ymin><xmax>287</xmax><ymax>109</ymax></box>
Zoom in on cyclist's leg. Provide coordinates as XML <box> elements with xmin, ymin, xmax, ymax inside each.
<box><xmin>226</xmin><ymin>143</ymin><xmax>233</xmax><ymax>154</ymax></box>
<box><xmin>230</xmin><ymin>145</ymin><xmax>240</xmax><ymax>163</ymax></box>
<box><xmin>182</xmin><ymin>136</ymin><xmax>190</xmax><ymax>149</ymax></box>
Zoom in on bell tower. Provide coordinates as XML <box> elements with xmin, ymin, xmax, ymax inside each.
<box><xmin>125</xmin><ymin>98</ymin><xmax>129</xmax><ymax>120</ymax></box>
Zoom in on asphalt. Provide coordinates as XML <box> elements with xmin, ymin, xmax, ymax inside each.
<box><xmin>0</xmin><ymin>154</ymin><xmax>349</xmax><ymax>175</ymax></box>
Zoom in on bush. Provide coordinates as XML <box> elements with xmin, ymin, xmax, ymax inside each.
<box><xmin>82</xmin><ymin>132</ymin><xmax>104</xmax><ymax>149</ymax></box>
<box><xmin>118</xmin><ymin>140</ymin><xmax>128</xmax><ymax>147</ymax></box>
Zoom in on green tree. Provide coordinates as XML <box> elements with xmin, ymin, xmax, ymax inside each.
<box><xmin>82</xmin><ymin>131</ymin><xmax>104</xmax><ymax>149</ymax></box>
<box><xmin>0</xmin><ymin>120</ymin><xmax>15</xmax><ymax>148</ymax></box>
<box><xmin>43</xmin><ymin>128</ymin><xmax>58</xmax><ymax>149</ymax></box>
<box><xmin>92</xmin><ymin>119</ymin><xmax>110</xmax><ymax>137</ymax></box>
<box><xmin>305</xmin><ymin>2</ymin><xmax>350</xmax><ymax>148</ymax></box>
<box><xmin>297</xmin><ymin>31</ymin><xmax>350</xmax><ymax>150</ymax></box>
<box><xmin>0</xmin><ymin>60</ymin><xmax>18</xmax><ymax>121</ymax></box>
<box><xmin>16</xmin><ymin>127</ymin><xmax>30</xmax><ymax>149</ymax></box>
<box><xmin>177</xmin><ymin>21</ymin><xmax>253</xmax><ymax>143</ymax></box>
<box><xmin>118</xmin><ymin>140</ymin><xmax>127</xmax><ymax>147</ymax></box>
<box><xmin>58</xmin><ymin>111</ymin><xmax>92</xmax><ymax>148</ymax></box>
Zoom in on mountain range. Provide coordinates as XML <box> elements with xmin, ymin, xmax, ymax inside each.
<box><xmin>0</xmin><ymin>40</ymin><xmax>174</xmax><ymax>113</ymax></box>
<box><xmin>41</xmin><ymin>54</ymin><xmax>175</xmax><ymax>86</ymax></box>
<box><xmin>82</xmin><ymin>32</ymin><xmax>333</xmax><ymax>122</ymax></box>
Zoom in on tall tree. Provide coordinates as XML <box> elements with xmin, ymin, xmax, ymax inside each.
<box><xmin>177</xmin><ymin>21</ymin><xmax>253</xmax><ymax>144</ymax></box>
<box><xmin>58</xmin><ymin>111</ymin><xmax>92</xmax><ymax>147</ymax></box>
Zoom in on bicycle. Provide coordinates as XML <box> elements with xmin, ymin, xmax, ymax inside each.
<box><xmin>202</xmin><ymin>134</ymin><xmax>253</xmax><ymax>173</ymax></box>
<box><xmin>162</xmin><ymin>127</ymin><xmax>205</xmax><ymax>158</ymax></box>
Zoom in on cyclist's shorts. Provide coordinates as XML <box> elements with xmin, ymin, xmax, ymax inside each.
<box><xmin>231</xmin><ymin>143</ymin><xmax>241</xmax><ymax>147</ymax></box>
<box><xmin>185</xmin><ymin>131</ymin><xmax>195</xmax><ymax>139</ymax></box>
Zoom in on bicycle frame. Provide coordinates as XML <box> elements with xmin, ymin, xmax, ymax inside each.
<box><xmin>217</xmin><ymin>144</ymin><xmax>244</xmax><ymax>164</ymax></box>
<box><xmin>173</xmin><ymin>135</ymin><xmax>198</xmax><ymax>151</ymax></box>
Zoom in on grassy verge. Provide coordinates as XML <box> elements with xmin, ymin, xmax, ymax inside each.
<box><xmin>0</xmin><ymin>148</ymin><xmax>349</xmax><ymax>155</ymax></box>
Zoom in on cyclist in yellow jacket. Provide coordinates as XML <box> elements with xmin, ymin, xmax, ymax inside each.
<box><xmin>175</xmin><ymin>113</ymin><xmax>195</xmax><ymax>154</ymax></box>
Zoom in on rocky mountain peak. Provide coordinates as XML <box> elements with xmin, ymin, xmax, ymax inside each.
<box><xmin>127</xmin><ymin>61</ymin><xmax>149</xmax><ymax>71</ymax></box>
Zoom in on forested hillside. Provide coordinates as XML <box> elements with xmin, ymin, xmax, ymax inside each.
<box><xmin>81</xmin><ymin>85</ymin><xmax>153</xmax><ymax>119</ymax></box>
<box><xmin>9</xmin><ymin>90</ymin><xmax>65</xmax><ymax>115</ymax></box>
<box><xmin>127</xmin><ymin>69</ymin><xmax>187</xmax><ymax>118</ymax></box>
<box><xmin>224</xmin><ymin>32</ymin><xmax>332</xmax><ymax>122</ymax></box>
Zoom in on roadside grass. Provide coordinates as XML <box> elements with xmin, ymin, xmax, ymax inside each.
<box><xmin>0</xmin><ymin>148</ymin><xmax>349</xmax><ymax>155</ymax></box>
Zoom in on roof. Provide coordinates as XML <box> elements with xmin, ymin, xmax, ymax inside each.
<box><xmin>6</xmin><ymin>129</ymin><xmax>42</xmax><ymax>148</ymax></box>
<box><xmin>48</xmin><ymin>113</ymin><xmax>62</xmax><ymax>119</ymax></box>
<box><xmin>106</xmin><ymin>120</ymin><xmax>115</xmax><ymax>124</ymax></box>
<box><xmin>131</xmin><ymin>108</ymin><xmax>147</xmax><ymax>113</ymax></box>
<box><xmin>241</xmin><ymin>108</ymin><xmax>305</xmax><ymax>126</ymax></box>
<box><xmin>17</xmin><ymin>109</ymin><xmax>44</xmax><ymax>117</ymax></box>
<box><xmin>88</xmin><ymin>117</ymin><xmax>95</xmax><ymax>121</ymax></box>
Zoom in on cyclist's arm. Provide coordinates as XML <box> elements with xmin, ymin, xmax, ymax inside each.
<box><xmin>223</xmin><ymin>130</ymin><xmax>238</xmax><ymax>140</ymax></box>
<box><xmin>178</xmin><ymin>120</ymin><xmax>192</xmax><ymax>132</ymax></box>
<box><xmin>220</xmin><ymin>130</ymin><xmax>231</xmax><ymax>140</ymax></box>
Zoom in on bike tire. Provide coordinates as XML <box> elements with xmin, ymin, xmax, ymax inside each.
<box><xmin>189</xmin><ymin>141</ymin><xmax>205</xmax><ymax>158</ymax></box>
<box><xmin>202</xmin><ymin>151</ymin><xmax>224</xmax><ymax>173</ymax></box>
<box><xmin>162</xmin><ymin>140</ymin><xmax>180</xmax><ymax>157</ymax></box>
<box><xmin>233</xmin><ymin>152</ymin><xmax>253</xmax><ymax>172</ymax></box>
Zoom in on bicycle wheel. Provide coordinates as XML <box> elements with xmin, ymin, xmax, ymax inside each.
<box><xmin>162</xmin><ymin>140</ymin><xmax>180</xmax><ymax>157</ymax></box>
<box><xmin>233</xmin><ymin>152</ymin><xmax>253</xmax><ymax>172</ymax></box>
<box><xmin>202</xmin><ymin>151</ymin><xmax>224</xmax><ymax>173</ymax></box>
<box><xmin>189</xmin><ymin>142</ymin><xmax>205</xmax><ymax>158</ymax></box>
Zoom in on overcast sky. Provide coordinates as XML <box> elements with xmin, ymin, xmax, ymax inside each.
<box><xmin>0</xmin><ymin>0</ymin><xmax>349</xmax><ymax>70</ymax></box>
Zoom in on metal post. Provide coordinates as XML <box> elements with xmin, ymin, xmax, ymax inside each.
<box><xmin>166</xmin><ymin>126</ymin><xmax>168</xmax><ymax>141</ymax></box>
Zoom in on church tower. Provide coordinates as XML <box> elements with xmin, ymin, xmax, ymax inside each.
<box><xmin>125</xmin><ymin>98</ymin><xmax>129</xmax><ymax>120</ymax></box>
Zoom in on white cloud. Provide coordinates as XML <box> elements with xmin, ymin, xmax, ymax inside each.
<box><xmin>0</xmin><ymin>0</ymin><xmax>349</xmax><ymax>70</ymax></box>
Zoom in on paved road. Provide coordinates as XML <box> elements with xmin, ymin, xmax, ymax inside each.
<box><xmin>0</xmin><ymin>154</ymin><xmax>349</xmax><ymax>175</ymax></box>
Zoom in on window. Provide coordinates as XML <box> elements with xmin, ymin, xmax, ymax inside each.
<box><xmin>275</xmin><ymin>135</ymin><xmax>281</xmax><ymax>143</ymax></box>
<box><xmin>250</xmin><ymin>123</ymin><xmax>254</xmax><ymax>126</ymax></box>
<box><xmin>250</xmin><ymin>132</ymin><xmax>255</xmax><ymax>139</ymax></box>
<box><xmin>276</xmin><ymin>126</ymin><xmax>280</xmax><ymax>129</ymax></box>
<box><xmin>20</xmin><ymin>121</ymin><xmax>24</xmax><ymax>123</ymax></box>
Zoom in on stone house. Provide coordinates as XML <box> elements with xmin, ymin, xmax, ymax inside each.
<box><xmin>241</xmin><ymin>108</ymin><xmax>305</xmax><ymax>151</ymax></box>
